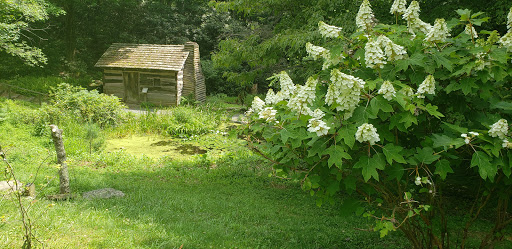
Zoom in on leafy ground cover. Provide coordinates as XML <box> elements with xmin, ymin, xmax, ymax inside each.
<box><xmin>0</xmin><ymin>96</ymin><xmax>410</xmax><ymax>248</ymax></box>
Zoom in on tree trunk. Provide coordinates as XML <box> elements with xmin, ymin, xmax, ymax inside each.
<box><xmin>50</xmin><ymin>125</ymin><xmax>70</xmax><ymax>194</ymax></box>
<box><xmin>64</xmin><ymin>1</ymin><xmax>76</xmax><ymax>66</ymax></box>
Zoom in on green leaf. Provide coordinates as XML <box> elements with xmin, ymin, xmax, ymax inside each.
<box><xmin>337</xmin><ymin>125</ymin><xmax>356</xmax><ymax>149</ymax></box>
<box><xmin>456</xmin><ymin>9</ymin><xmax>471</xmax><ymax>21</ymax></box>
<box><xmin>308</xmin><ymin>139</ymin><xmax>326</xmax><ymax>157</ymax></box>
<box><xmin>324</xmin><ymin>145</ymin><xmax>351</xmax><ymax>169</ymax></box>
<box><xmin>290</xmin><ymin>138</ymin><xmax>302</xmax><ymax>149</ymax></box>
<box><xmin>399</xmin><ymin>112</ymin><xmax>418</xmax><ymax>129</ymax></box>
<box><xmin>432</xmin><ymin>134</ymin><xmax>465</xmax><ymax>149</ymax></box>
<box><xmin>471</xmin><ymin>151</ymin><xmax>497</xmax><ymax>181</ymax></box>
<box><xmin>374</xmin><ymin>96</ymin><xmax>394</xmax><ymax>113</ymax></box>
<box><xmin>490</xmin><ymin>101</ymin><xmax>512</xmax><ymax>112</ymax></box>
<box><xmin>395</xmin><ymin>60</ymin><xmax>409</xmax><ymax>72</ymax></box>
<box><xmin>434</xmin><ymin>159</ymin><xmax>454</xmax><ymax>180</ymax></box>
<box><xmin>409</xmin><ymin>53</ymin><xmax>425</xmax><ymax>67</ymax></box>
<box><xmin>354</xmin><ymin>154</ymin><xmax>386</xmax><ymax>182</ymax></box>
<box><xmin>415</xmin><ymin>147</ymin><xmax>440</xmax><ymax>165</ymax></box>
<box><xmin>424</xmin><ymin>104</ymin><xmax>444</xmax><ymax>119</ymax></box>
<box><xmin>492</xmin><ymin>66</ymin><xmax>508</xmax><ymax>81</ymax></box>
<box><xmin>460</xmin><ymin>77</ymin><xmax>477</xmax><ymax>95</ymax></box>
<box><xmin>382</xmin><ymin>144</ymin><xmax>407</xmax><ymax>164</ymax></box>
<box><xmin>441</xmin><ymin>122</ymin><xmax>468</xmax><ymax>134</ymax></box>
<box><xmin>453</xmin><ymin>63</ymin><xmax>474</xmax><ymax>76</ymax></box>
<box><xmin>445</xmin><ymin>81</ymin><xmax>461</xmax><ymax>93</ymax></box>
<box><xmin>384</xmin><ymin>163</ymin><xmax>405</xmax><ymax>180</ymax></box>
<box><xmin>489</xmin><ymin>48</ymin><xmax>508</xmax><ymax>64</ymax></box>
<box><xmin>369</xmin><ymin>97</ymin><xmax>393</xmax><ymax>117</ymax></box>
<box><xmin>432</xmin><ymin>53</ymin><xmax>453</xmax><ymax>72</ymax></box>
<box><xmin>280</xmin><ymin>129</ymin><xmax>292</xmax><ymax>143</ymax></box>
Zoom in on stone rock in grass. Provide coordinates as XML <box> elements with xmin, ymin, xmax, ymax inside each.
<box><xmin>83</xmin><ymin>188</ymin><xmax>125</xmax><ymax>200</ymax></box>
<box><xmin>0</xmin><ymin>180</ymin><xmax>22</xmax><ymax>192</ymax></box>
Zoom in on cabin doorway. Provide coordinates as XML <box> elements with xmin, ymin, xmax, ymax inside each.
<box><xmin>123</xmin><ymin>72</ymin><xmax>140</xmax><ymax>103</ymax></box>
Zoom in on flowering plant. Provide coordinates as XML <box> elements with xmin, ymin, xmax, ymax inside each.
<box><xmin>242</xmin><ymin>1</ymin><xmax>512</xmax><ymax>248</ymax></box>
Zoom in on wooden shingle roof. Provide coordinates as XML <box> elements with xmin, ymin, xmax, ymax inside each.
<box><xmin>94</xmin><ymin>43</ymin><xmax>189</xmax><ymax>71</ymax></box>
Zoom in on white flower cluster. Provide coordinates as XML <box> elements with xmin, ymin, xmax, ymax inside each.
<box><xmin>499</xmin><ymin>32</ymin><xmax>512</xmax><ymax>52</ymax></box>
<box><xmin>318</xmin><ymin>21</ymin><xmax>342</xmax><ymax>38</ymax></box>
<box><xmin>307</xmin><ymin>108</ymin><xmax>330</xmax><ymax>137</ymax></box>
<box><xmin>307</xmin><ymin>117</ymin><xmax>330</xmax><ymax>137</ymax></box>
<box><xmin>308</xmin><ymin>108</ymin><xmax>325</xmax><ymax>119</ymax></box>
<box><xmin>377</xmin><ymin>35</ymin><xmax>407</xmax><ymax>61</ymax></box>
<box><xmin>402</xmin><ymin>1</ymin><xmax>432</xmax><ymax>36</ymax></box>
<box><xmin>364</xmin><ymin>35</ymin><xmax>408</xmax><ymax>69</ymax></box>
<box><xmin>306</xmin><ymin>42</ymin><xmax>342</xmax><ymax>70</ymax></box>
<box><xmin>489</xmin><ymin>119</ymin><xmax>509</xmax><ymax>139</ymax></box>
<box><xmin>508</xmin><ymin>7</ymin><xmax>512</xmax><ymax>31</ymax></box>
<box><xmin>400</xmin><ymin>86</ymin><xmax>414</xmax><ymax>97</ymax></box>
<box><xmin>306</xmin><ymin>42</ymin><xmax>328</xmax><ymax>60</ymax></box>
<box><xmin>325</xmin><ymin>69</ymin><xmax>365</xmax><ymax>119</ymax></box>
<box><xmin>258</xmin><ymin>107</ymin><xmax>277</xmax><ymax>123</ymax></box>
<box><xmin>378</xmin><ymin>81</ymin><xmax>396</xmax><ymax>100</ymax></box>
<box><xmin>356</xmin><ymin>0</ymin><xmax>374</xmax><ymax>31</ymax></box>
<box><xmin>414</xmin><ymin>176</ymin><xmax>432</xmax><ymax>186</ymax></box>
<box><xmin>287</xmin><ymin>77</ymin><xmax>318</xmax><ymax>114</ymax></box>
<box><xmin>415</xmin><ymin>177</ymin><xmax>421</xmax><ymax>185</ymax></box>
<box><xmin>461</xmin><ymin>131</ymin><xmax>479</xmax><ymax>144</ymax></box>
<box><xmin>265</xmin><ymin>89</ymin><xmax>285</xmax><ymax>105</ymax></box>
<box><xmin>390</xmin><ymin>0</ymin><xmax>407</xmax><ymax>15</ymax></box>
<box><xmin>425</xmin><ymin>18</ymin><xmax>450</xmax><ymax>43</ymax></box>
<box><xmin>464</xmin><ymin>24</ymin><xmax>478</xmax><ymax>39</ymax></box>
<box><xmin>365</xmin><ymin>38</ymin><xmax>386</xmax><ymax>69</ymax></box>
<box><xmin>355</xmin><ymin>123</ymin><xmax>380</xmax><ymax>145</ymax></box>
<box><xmin>247</xmin><ymin>96</ymin><xmax>265</xmax><ymax>115</ymax></box>
<box><xmin>277</xmin><ymin>71</ymin><xmax>296</xmax><ymax>100</ymax></box>
<box><xmin>474</xmin><ymin>53</ymin><xmax>491</xmax><ymax>71</ymax></box>
<box><xmin>501</xmin><ymin>8</ymin><xmax>512</xmax><ymax>51</ymax></box>
<box><xmin>502</xmin><ymin>139</ymin><xmax>512</xmax><ymax>149</ymax></box>
<box><xmin>259</xmin><ymin>72</ymin><xmax>332</xmax><ymax>135</ymax></box>
<box><xmin>416</xmin><ymin>75</ymin><xmax>435</xmax><ymax>98</ymax></box>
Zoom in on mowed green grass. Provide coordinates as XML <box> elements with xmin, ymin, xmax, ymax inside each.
<box><xmin>0</xmin><ymin>101</ymin><xmax>410</xmax><ymax>249</ymax></box>
<box><xmin>0</xmin><ymin>150</ymin><xmax>410</xmax><ymax>249</ymax></box>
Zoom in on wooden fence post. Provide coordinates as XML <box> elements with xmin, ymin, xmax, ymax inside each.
<box><xmin>49</xmin><ymin>125</ymin><xmax>70</xmax><ymax>194</ymax></box>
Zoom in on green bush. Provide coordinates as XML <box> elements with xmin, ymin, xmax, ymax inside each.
<box><xmin>244</xmin><ymin>1</ymin><xmax>512</xmax><ymax>248</ymax></box>
<box><xmin>165</xmin><ymin>106</ymin><xmax>220</xmax><ymax>136</ymax></box>
<box><xmin>45</xmin><ymin>83</ymin><xmax>126</xmax><ymax>127</ymax></box>
<box><xmin>114</xmin><ymin>105</ymin><xmax>222</xmax><ymax>137</ymax></box>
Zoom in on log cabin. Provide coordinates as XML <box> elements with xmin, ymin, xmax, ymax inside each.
<box><xmin>95</xmin><ymin>42</ymin><xmax>206</xmax><ymax>106</ymax></box>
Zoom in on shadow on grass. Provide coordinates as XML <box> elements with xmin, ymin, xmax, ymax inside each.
<box><xmin>68</xmin><ymin>160</ymin><xmax>410</xmax><ymax>249</ymax></box>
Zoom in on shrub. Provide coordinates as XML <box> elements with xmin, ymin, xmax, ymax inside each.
<box><xmin>45</xmin><ymin>83</ymin><xmax>126</xmax><ymax>126</ymax></box>
<box><xmin>114</xmin><ymin>105</ymin><xmax>221</xmax><ymax>137</ymax></box>
<box><xmin>165</xmin><ymin>106</ymin><xmax>221</xmax><ymax>136</ymax></box>
<box><xmin>244</xmin><ymin>1</ymin><xmax>512</xmax><ymax>248</ymax></box>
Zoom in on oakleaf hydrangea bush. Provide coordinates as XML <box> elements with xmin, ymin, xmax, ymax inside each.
<box><xmin>243</xmin><ymin>1</ymin><xmax>512</xmax><ymax>248</ymax></box>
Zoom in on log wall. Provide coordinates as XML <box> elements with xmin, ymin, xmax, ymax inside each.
<box><xmin>103</xmin><ymin>70</ymin><xmax>125</xmax><ymax>100</ymax></box>
<box><xmin>103</xmin><ymin>69</ymin><xmax>179</xmax><ymax>106</ymax></box>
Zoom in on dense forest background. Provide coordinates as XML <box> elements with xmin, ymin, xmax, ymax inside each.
<box><xmin>1</xmin><ymin>0</ymin><xmax>510</xmax><ymax>96</ymax></box>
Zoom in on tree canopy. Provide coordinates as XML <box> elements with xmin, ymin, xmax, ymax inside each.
<box><xmin>0</xmin><ymin>0</ymin><xmax>63</xmax><ymax>66</ymax></box>
<box><xmin>0</xmin><ymin>0</ymin><xmax>511</xmax><ymax>96</ymax></box>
